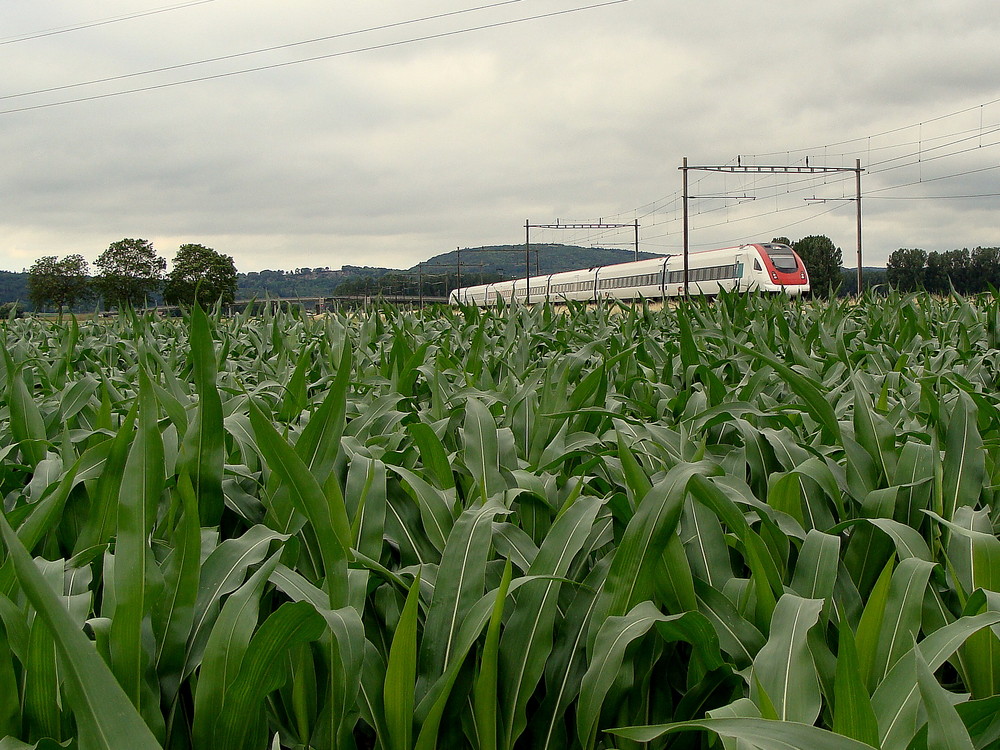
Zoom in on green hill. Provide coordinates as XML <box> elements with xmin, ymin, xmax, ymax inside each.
<box><xmin>412</xmin><ymin>244</ymin><xmax>664</xmax><ymax>279</ymax></box>
<box><xmin>0</xmin><ymin>271</ymin><xmax>29</xmax><ymax>305</ymax></box>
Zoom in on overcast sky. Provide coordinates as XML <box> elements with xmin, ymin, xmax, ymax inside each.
<box><xmin>1</xmin><ymin>0</ymin><xmax>998</xmax><ymax>273</ymax></box>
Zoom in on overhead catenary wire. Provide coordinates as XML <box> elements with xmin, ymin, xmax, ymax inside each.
<box><xmin>0</xmin><ymin>0</ymin><xmax>532</xmax><ymax>102</ymax></box>
<box><xmin>3</xmin><ymin>2</ymin><xmax>994</xmax><ymax>255</ymax></box>
<box><xmin>574</xmin><ymin>107</ymin><xmax>1000</xmax><ymax>250</ymax></box>
<box><xmin>591</xmin><ymin>99</ymin><xmax>1000</xmax><ymax>216</ymax></box>
<box><xmin>0</xmin><ymin>0</ymin><xmax>219</xmax><ymax>45</ymax></box>
<box><xmin>0</xmin><ymin>0</ymin><xmax>632</xmax><ymax>116</ymax></box>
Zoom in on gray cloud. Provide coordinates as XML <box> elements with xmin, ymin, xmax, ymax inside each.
<box><xmin>1</xmin><ymin>0</ymin><xmax>998</xmax><ymax>273</ymax></box>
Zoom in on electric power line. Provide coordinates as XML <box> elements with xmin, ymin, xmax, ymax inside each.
<box><xmin>0</xmin><ymin>0</ymin><xmax>531</xmax><ymax>102</ymax></box>
<box><xmin>0</xmin><ymin>0</ymin><xmax>632</xmax><ymax>116</ymax></box>
<box><xmin>0</xmin><ymin>1</ymin><xmax>219</xmax><ymax>45</ymax></box>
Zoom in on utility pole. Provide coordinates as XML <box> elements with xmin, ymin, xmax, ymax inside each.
<box><xmin>681</xmin><ymin>158</ymin><xmax>864</xmax><ymax>295</ymax></box>
<box><xmin>524</xmin><ymin>218</ymin><xmax>641</xmax><ymax>283</ymax></box>
<box><xmin>855</xmin><ymin>158</ymin><xmax>863</xmax><ymax>295</ymax></box>
<box><xmin>682</xmin><ymin>157</ymin><xmax>690</xmax><ymax>296</ymax></box>
<box><xmin>525</xmin><ymin>219</ymin><xmax>531</xmax><ymax>304</ymax></box>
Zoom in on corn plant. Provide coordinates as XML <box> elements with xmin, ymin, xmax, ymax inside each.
<box><xmin>0</xmin><ymin>290</ymin><xmax>998</xmax><ymax>749</ymax></box>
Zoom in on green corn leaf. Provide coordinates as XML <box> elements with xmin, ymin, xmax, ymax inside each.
<box><xmin>387</xmin><ymin>463</ymin><xmax>454</xmax><ymax>554</ymax></box>
<box><xmin>871</xmin><ymin>612</ymin><xmax>1000</xmax><ymax>749</ymax></box>
<box><xmin>0</xmin><ymin>511</ymin><xmax>162</xmax><ymax>749</ymax></box>
<box><xmin>276</xmin><ymin>344</ymin><xmax>312</xmax><ymax>423</ymax></box>
<box><xmin>384</xmin><ymin>572</ymin><xmax>421</xmax><ymax>750</ymax></box>
<box><xmin>869</xmin><ymin>557</ymin><xmax>936</xmax><ymax>688</ymax></box>
<box><xmin>695</xmin><ymin>578</ymin><xmax>767</xmax><ymax>668</ymax></box>
<box><xmin>191</xmin><ymin>548</ymin><xmax>283</xmax><ymax>749</ymax></box>
<box><xmin>927</xmin><ymin>508</ymin><xmax>1000</xmax><ymax>598</ymax></box>
<box><xmin>865</xmin><ymin>517</ymin><xmax>933</xmax><ymax>562</ymax></box>
<box><xmin>152</xmin><ymin>471</ymin><xmax>203</xmax><ymax>708</ymax></box>
<box><xmin>177</xmin><ymin>302</ymin><xmax>225</xmax><ymax>526</ymax></box>
<box><xmin>532</xmin><ymin>557</ymin><xmax>610</xmax><ymax>750</ymax></box>
<box><xmin>952</xmin><ymin>695</ymin><xmax>1000</xmax><ymax>749</ymax></box>
<box><xmin>656</xmin><ymin>532</ymin><xmax>698</xmax><ymax>613</ymax></box>
<box><xmin>462</xmin><ymin>397</ymin><xmax>505</xmax><ymax>504</ymax></box>
<box><xmin>681</xmin><ymin>498</ymin><xmax>733</xmax><ymax>588</ymax></box>
<box><xmin>790</xmin><ymin>530</ymin><xmax>841</xmax><ymax>600</ymax></box>
<box><xmin>0</xmin><ymin>625</ymin><xmax>18</xmax><ymax>738</ymax></box>
<box><xmin>734</xmin><ymin>342</ymin><xmax>841</xmax><ymax>442</ymax></box>
<box><xmin>610</xmin><ymin>716</ymin><xmax>880</xmax><ymax>748</ymax></box>
<box><xmin>407</xmin><ymin>421</ymin><xmax>456</xmax><ymax>490</ymax></box>
<box><xmin>319</xmin><ymin>602</ymin><xmax>368</xmax><ymax>748</ymax></box>
<box><xmin>6</xmin><ymin>366</ymin><xmax>47</xmax><ymax>469</ymax></box>
<box><xmin>615</xmin><ymin>428</ymin><xmax>652</xmax><ymax>508</ymax></box>
<box><xmin>293</xmin><ymin>341</ymin><xmax>351</xmax><ymax>485</ymax></box>
<box><xmin>832</xmin><ymin>616</ymin><xmax>879</xmax><ymax>747</ymax></box>
<box><xmin>249</xmin><ymin>400</ymin><xmax>351</xmax><ymax>607</ymax></box>
<box><xmin>0</xmin><ymin>458</ymin><xmax>80</xmax><ymax>598</ymax></box>
<box><xmin>74</xmin><ymin>399</ymin><xmax>139</xmax><ymax>553</ymax></box>
<box><xmin>578</xmin><ymin>601</ymin><xmax>720</xmax><ymax>750</ymax></box>
<box><xmin>751</xmin><ymin>594</ymin><xmax>824</xmax><ymax>724</ymax></box>
<box><xmin>346</xmin><ymin>455</ymin><xmax>387</xmax><ymax>561</ymax></box>
<box><xmin>893</xmin><ymin>440</ymin><xmax>935</xmax><ymax>526</ymax></box>
<box><xmin>23</xmin><ymin>613</ymin><xmax>62</xmax><ymax>743</ymax></box>
<box><xmin>214</xmin><ymin>601</ymin><xmax>326</xmax><ymax>750</ymax></box>
<box><xmin>958</xmin><ymin>589</ymin><xmax>1000</xmax><ymax>700</ymax></box>
<box><xmin>854</xmin><ymin>556</ymin><xmax>894</xmax><ymax>691</ymax></box>
<box><xmin>109</xmin><ymin>368</ymin><xmax>163</xmax><ymax>716</ymax></box>
<box><xmin>915</xmin><ymin>647</ymin><xmax>975</xmax><ymax>750</ymax></box>
<box><xmin>499</xmin><ymin>495</ymin><xmax>601</xmax><ymax>749</ymax></box>
<box><xmin>418</xmin><ymin>498</ymin><xmax>507</xmax><ymax>688</ymax></box>
<box><xmin>182</xmin><ymin>524</ymin><xmax>288</xmax><ymax>682</ymax></box>
<box><xmin>358</xmin><ymin>642</ymin><xmax>390</xmax><ymax>747</ymax></box>
<box><xmin>474</xmin><ymin>559</ymin><xmax>512</xmax><ymax>750</ymax></box>
<box><xmin>597</xmin><ymin>460</ymin><xmax>721</xmax><ymax>624</ymax></box>
<box><xmin>414</xmin><ymin>584</ymin><xmax>507</xmax><ymax>750</ymax></box>
<box><xmin>852</xmin><ymin>374</ymin><xmax>897</xmax><ymax>484</ymax></box>
<box><xmin>941</xmin><ymin>391</ymin><xmax>985</xmax><ymax>518</ymax></box>
<box><xmin>689</xmin><ymin>475</ymin><xmax>784</xmax><ymax>622</ymax></box>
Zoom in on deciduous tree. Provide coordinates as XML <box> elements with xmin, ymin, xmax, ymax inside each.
<box><xmin>971</xmin><ymin>246</ymin><xmax>1000</xmax><ymax>292</ymax></box>
<box><xmin>27</xmin><ymin>254</ymin><xmax>91</xmax><ymax>318</ymax></box>
<box><xmin>93</xmin><ymin>238</ymin><xmax>166</xmax><ymax>309</ymax></box>
<box><xmin>792</xmin><ymin>235</ymin><xmax>842</xmax><ymax>298</ymax></box>
<box><xmin>886</xmin><ymin>248</ymin><xmax>927</xmax><ymax>292</ymax></box>
<box><xmin>163</xmin><ymin>244</ymin><xmax>238</xmax><ymax>307</ymax></box>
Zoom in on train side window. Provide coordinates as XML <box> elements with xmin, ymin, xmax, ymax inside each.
<box><xmin>754</xmin><ymin>259</ymin><xmax>762</xmax><ymax>271</ymax></box>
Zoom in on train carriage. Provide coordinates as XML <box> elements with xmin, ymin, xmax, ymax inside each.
<box><xmin>449</xmin><ymin>242</ymin><xmax>809</xmax><ymax>306</ymax></box>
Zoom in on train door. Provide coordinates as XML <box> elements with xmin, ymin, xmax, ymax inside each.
<box><xmin>734</xmin><ymin>251</ymin><xmax>744</xmax><ymax>292</ymax></box>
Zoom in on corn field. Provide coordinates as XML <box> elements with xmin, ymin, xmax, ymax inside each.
<box><xmin>1</xmin><ymin>291</ymin><xmax>999</xmax><ymax>749</ymax></box>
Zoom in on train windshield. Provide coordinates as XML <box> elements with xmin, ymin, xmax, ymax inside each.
<box><xmin>762</xmin><ymin>244</ymin><xmax>799</xmax><ymax>272</ymax></box>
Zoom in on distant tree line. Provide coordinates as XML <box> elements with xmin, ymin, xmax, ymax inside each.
<box><xmin>885</xmin><ymin>247</ymin><xmax>1000</xmax><ymax>294</ymax></box>
<box><xmin>333</xmin><ymin>270</ymin><xmax>505</xmax><ymax>298</ymax></box>
<box><xmin>26</xmin><ymin>239</ymin><xmax>238</xmax><ymax>315</ymax></box>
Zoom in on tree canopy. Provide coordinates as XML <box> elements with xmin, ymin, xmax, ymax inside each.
<box><xmin>885</xmin><ymin>248</ymin><xmax>928</xmax><ymax>291</ymax></box>
<box><xmin>94</xmin><ymin>238</ymin><xmax>166</xmax><ymax>309</ymax></box>
<box><xmin>27</xmin><ymin>254</ymin><xmax>91</xmax><ymax>317</ymax></box>
<box><xmin>163</xmin><ymin>244</ymin><xmax>238</xmax><ymax>307</ymax></box>
<box><xmin>886</xmin><ymin>246</ymin><xmax>1000</xmax><ymax>294</ymax></box>
<box><xmin>791</xmin><ymin>235</ymin><xmax>842</xmax><ymax>298</ymax></box>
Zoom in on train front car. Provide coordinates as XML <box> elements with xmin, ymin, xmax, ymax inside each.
<box><xmin>747</xmin><ymin>242</ymin><xmax>810</xmax><ymax>295</ymax></box>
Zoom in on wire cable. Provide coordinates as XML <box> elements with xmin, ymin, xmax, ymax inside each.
<box><xmin>0</xmin><ymin>1</ymin><xmax>218</xmax><ymax>45</ymax></box>
<box><xmin>0</xmin><ymin>0</ymin><xmax>631</xmax><ymax>116</ymax></box>
<box><xmin>0</xmin><ymin>0</ymin><xmax>530</xmax><ymax>102</ymax></box>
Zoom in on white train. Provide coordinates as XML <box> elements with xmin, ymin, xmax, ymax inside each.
<box><xmin>448</xmin><ymin>242</ymin><xmax>810</xmax><ymax>306</ymax></box>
